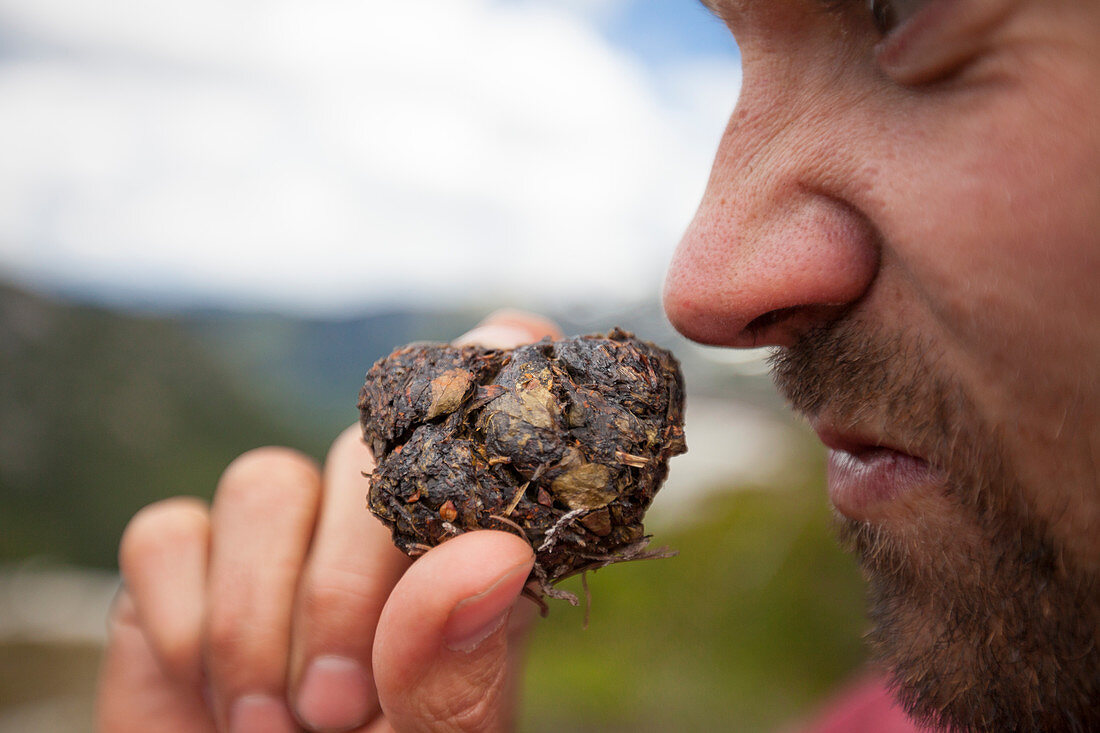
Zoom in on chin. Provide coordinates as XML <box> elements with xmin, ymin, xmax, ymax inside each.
<box><xmin>771</xmin><ymin>317</ymin><xmax>1100</xmax><ymax>730</ymax></box>
<box><xmin>836</xmin><ymin>512</ymin><xmax>1100</xmax><ymax>733</ymax></box>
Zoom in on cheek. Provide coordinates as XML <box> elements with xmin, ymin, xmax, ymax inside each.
<box><xmin>885</xmin><ymin>88</ymin><xmax>1100</xmax><ymax>393</ymax></box>
<box><xmin>879</xmin><ymin>86</ymin><xmax>1100</xmax><ymax>565</ymax></box>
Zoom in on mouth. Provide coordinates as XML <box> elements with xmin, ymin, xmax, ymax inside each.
<box><xmin>811</xmin><ymin>420</ymin><xmax>946</xmax><ymax>521</ymax></box>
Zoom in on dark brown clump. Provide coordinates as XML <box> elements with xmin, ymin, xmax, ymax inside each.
<box><xmin>358</xmin><ymin>328</ymin><xmax>686</xmax><ymax>606</ymax></box>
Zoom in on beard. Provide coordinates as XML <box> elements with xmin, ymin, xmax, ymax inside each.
<box><xmin>770</xmin><ymin>319</ymin><xmax>1100</xmax><ymax>732</ymax></box>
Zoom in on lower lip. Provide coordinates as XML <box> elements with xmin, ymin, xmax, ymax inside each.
<box><xmin>826</xmin><ymin>448</ymin><xmax>942</xmax><ymax>520</ymax></box>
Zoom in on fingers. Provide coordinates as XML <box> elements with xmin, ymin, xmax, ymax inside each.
<box><xmin>118</xmin><ymin>497</ymin><xmax>210</xmax><ymax>684</ymax></box>
<box><xmin>288</xmin><ymin>425</ymin><xmax>412</xmax><ymax>732</ymax></box>
<box><xmin>372</xmin><ymin>531</ymin><xmax>535</xmax><ymax>733</ymax></box>
<box><xmin>455</xmin><ymin>309</ymin><xmax>563</xmax><ymax>349</ymax></box>
<box><xmin>204</xmin><ymin>447</ymin><xmax>323</xmax><ymax>732</ymax></box>
<box><xmin>97</xmin><ymin>589</ymin><xmax>215</xmax><ymax>733</ymax></box>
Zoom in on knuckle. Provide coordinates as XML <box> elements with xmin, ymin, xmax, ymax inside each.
<box><xmin>203</xmin><ymin>605</ymin><xmax>256</xmax><ymax>666</ymax></box>
<box><xmin>157</xmin><ymin>627</ymin><xmax>203</xmax><ymax>679</ymax></box>
<box><xmin>106</xmin><ymin>589</ymin><xmax>140</xmax><ymax>637</ymax></box>
<box><xmin>204</xmin><ymin>597</ymin><xmax>286</xmax><ymax>676</ymax></box>
<box><xmin>483</xmin><ymin>309</ymin><xmax>562</xmax><ymax>341</ymax></box>
<box><xmin>119</xmin><ymin>497</ymin><xmax>209</xmax><ymax>577</ymax></box>
<box><xmin>203</xmin><ymin>613</ymin><xmax>284</xmax><ymax>689</ymax></box>
<box><xmin>298</xmin><ymin>566</ymin><xmax>379</xmax><ymax>629</ymax></box>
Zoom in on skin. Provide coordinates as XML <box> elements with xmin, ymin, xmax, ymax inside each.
<box><xmin>665</xmin><ymin>0</ymin><xmax>1100</xmax><ymax>728</ymax></box>
<box><xmin>98</xmin><ymin>1</ymin><xmax>1100</xmax><ymax>731</ymax></box>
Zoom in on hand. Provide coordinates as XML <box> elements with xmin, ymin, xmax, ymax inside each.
<box><xmin>96</xmin><ymin>310</ymin><xmax>563</xmax><ymax>733</ymax></box>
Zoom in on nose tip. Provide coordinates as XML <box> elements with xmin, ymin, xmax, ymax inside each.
<box><xmin>663</xmin><ymin>195</ymin><xmax>879</xmax><ymax>349</ymax></box>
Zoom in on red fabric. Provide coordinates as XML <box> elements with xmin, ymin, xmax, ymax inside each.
<box><xmin>794</xmin><ymin>673</ymin><xmax>937</xmax><ymax>733</ymax></box>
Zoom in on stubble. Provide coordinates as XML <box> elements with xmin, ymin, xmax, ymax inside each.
<box><xmin>771</xmin><ymin>319</ymin><xmax>1100</xmax><ymax>732</ymax></box>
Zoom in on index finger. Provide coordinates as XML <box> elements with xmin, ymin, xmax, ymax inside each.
<box><xmin>453</xmin><ymin>309</ymin><xmax>562</xmax><ymax>349</ymax></box>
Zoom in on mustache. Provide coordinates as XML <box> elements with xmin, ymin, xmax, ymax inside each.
<box><xmin>769</xmin><ymin>320</ymin><xmax>939</xmax><ymax>422</ymax></box>
<box><xmin>769</xmin><ymin>320</ymin><xmax>969</xmax><ymax>470</ymax></box>
<box><xmin>767</xmin><ymin>318</ymin><xmax>1015</xmax><ymax>520</ymax></box>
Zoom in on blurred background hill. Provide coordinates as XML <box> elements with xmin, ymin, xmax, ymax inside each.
<box><xmin>0</xmin><ymin>278</ymin><xmax>792</xmax><ymax>569</ymax></box>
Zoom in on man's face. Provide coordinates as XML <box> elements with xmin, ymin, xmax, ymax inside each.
<box><xmin>663</xmin><ymin>0</ymin><xmax>1100</xmax><ymax>729</ymax></box>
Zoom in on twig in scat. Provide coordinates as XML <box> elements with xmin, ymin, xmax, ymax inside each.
<box><xmin>538</xmin><ymin>508</ymin><xmax>586</xmax><ymax>553</ymax></box>
<box><xmin>488</xmin><ymin>514</ymin><xmax>527</xmax><ymax>538</ymax></box>
<box><xmin>530</xmin><ymin>562</ymin><xmax>579</xmax><ymax>611</ymax></box>
<box><xmin>555</xmin><ymin>540</ymin><xmax>678</xmax><ymax>582</ymax></box>
<box><xmin>614</xmin><ymin>450</ymin><xmax>650</xmax><ymax>468</ymax></box>
<box><xmin>504</xmin><ymin>482</ymin><xmax>530</xmax><ymax>516</ymax></box>
<box><xmin>581</xmin><ymin>571</ymin><xmax>591</xmax><ymax>630</ymax></box>
<box><xmin>521</xmin><ymin>584</ymin><xmax>549</xmax><ymax>616</ymax></box>
<box><xmin>407</xmin><ymin>542</ymin><xmax>433</xmax><ymax>558</ymax></box>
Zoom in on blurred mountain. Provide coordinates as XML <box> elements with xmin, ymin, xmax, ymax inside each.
<box><xmin>178</xmin><ymin>306</ymin><xmax>486</xmax><ymax>436</ymax></box>
<box><xmin>0</xmin><ymin>280</ymin><xmax>783</xmax><ymax>569</ymax></box>
<box><xmin>0</xmin><ymin>282</ymin><xmax>496</xmax><ymax>568</ymax></box>
<box><xmin>179</xmin><ymin>297</ymin><xmax>786</xmax><ymax>435</ymax></box>
<box><xmin>0</xmin><ymin>282</ymin><xmax>329</xmax><ymax>567</ymax></box>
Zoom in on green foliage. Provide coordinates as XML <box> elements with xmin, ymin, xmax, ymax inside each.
<box><xmin>521</xmin><ymin>472</ymin><xmax>868</xmax><ymax>732</ymax></box>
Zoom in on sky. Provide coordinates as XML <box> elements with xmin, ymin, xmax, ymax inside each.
<box><xmin>0</xmin><ymin>0</ymin><xmax>741</xmax><ymax>314</ymax></box>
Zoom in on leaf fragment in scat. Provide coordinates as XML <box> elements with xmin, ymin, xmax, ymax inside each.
<box><xmin>537</xmin><ymin>486</ymin><xmax>554</xmax><ymax>506</ymax></box>
<box><xmin>566</xmin><ymin>401</ymin><xmax>587</xmax><ymax>427</ymax></box>
<box><xmin>580</xmin><ymin>508</ymin><xmax>612</xmax><ymax>536</ymax></box>
<box><xmin>426</xmin><ymin>369</ymin><xmax>474</xmax><ymax>419</ymax></box>
<box><xmin>550</xmin><ymin>462</ymin><xmax>617</xmax><ymax>510</ymax></box>
<box><xmin>490</xmin><ymin>377</ymin><xmax>558</xmax><ymax>429</ymax></box>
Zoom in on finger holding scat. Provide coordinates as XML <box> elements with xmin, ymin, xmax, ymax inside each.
<box><xmin>204</xmin><ymin>447</ymin><xmax>323</xmax><ymax>732</ymax></box>
<box><xmin>288</xmin><ymin>425</ymin><xmax>410</xmax><ymax>732</ymax></box>
<box><xmin>117</xmin><ymin>496</ymin><xmax>210</xmax><ymax>685</ymax></box>
<box><xmin>97</xmin><ymin>589</ymin><xmax>215</xmax><ymax>733</ymax></box>
<box><xmin>454</xmin><ymin>309</ymin><xmax>563</xmax><ymax>349</ymax></box>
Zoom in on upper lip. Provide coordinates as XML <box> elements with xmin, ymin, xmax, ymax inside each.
<box><xmin>809</xmin><ymin>417</ymin><xmax>917</xmax><ymax>459</ymax></box>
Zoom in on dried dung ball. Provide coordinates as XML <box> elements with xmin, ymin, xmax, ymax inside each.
<box><xmin>358</xmin><ymin>328</ymin><xmax>686</xmax><ymax>604</ymax></box>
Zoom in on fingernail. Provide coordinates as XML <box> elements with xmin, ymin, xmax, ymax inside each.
<box><xmin>229</xmin><ymin>694</ymin><xmax>297</xmax><ymax>733</ymax></box>
<box><xmin>454</xmin><ymin>324</ymin><xmax>536</xmax><ymax>350</ymax></box>
<box><xmin>295</xmin><ymin>656</ymin><xmax>374</xmax><ymax>732</ymax></box>
<box><xmin>444</xmin><ymin>562</ymin><xmax>532</xmax><ymax>652</ymax></box>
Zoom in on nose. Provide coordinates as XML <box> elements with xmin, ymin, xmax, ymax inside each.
<box><xmin>663</xmin><ymin>102</ymin><xmax>880</xmax><ymax>349</ymax></box>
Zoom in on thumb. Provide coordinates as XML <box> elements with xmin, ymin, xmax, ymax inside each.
<box><xmin>373</xmin><ymin>531</ymin><xmax>536</xmax><ymax>732</ymax></box>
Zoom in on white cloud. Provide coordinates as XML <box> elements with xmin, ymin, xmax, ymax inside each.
<box><xmin>0</xmin><ymin>0</ymin><xmax>740</xmax><ymax>313</ymax></box>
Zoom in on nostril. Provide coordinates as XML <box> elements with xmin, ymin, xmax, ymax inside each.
<box><xmin>743</xmin><ymin>303</ymin><xmax>855</xmax><ymax>347</ymax></box>
<box><xmin>744</xmin><ymin>307</ymin><xmax>800</xmax><ymax>346</ymax></box>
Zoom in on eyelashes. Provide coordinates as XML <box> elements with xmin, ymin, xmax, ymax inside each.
<box><xmin>870</xmin><ymin>0</ymin><xmax>899</xmax><ymax>34</ymax></box>
<box><xmin>806</xmin><ymin>0</ymin><xmax>998</xmax><ymax>87</ymax></box>
<box><xmin>816</xmin><ymin>0</ymin><xmax>927</xmax><ymax>37</ymax></box>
